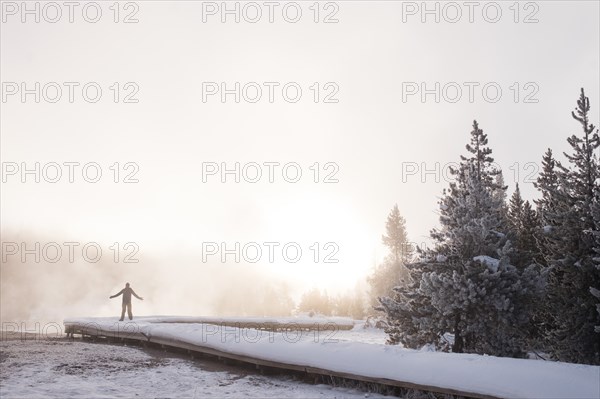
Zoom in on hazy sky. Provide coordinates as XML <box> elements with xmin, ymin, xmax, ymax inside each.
<box><xmin>1</xmin><ymin>1</ymin><xmax>599</xmax><ymax>309</ymax></box>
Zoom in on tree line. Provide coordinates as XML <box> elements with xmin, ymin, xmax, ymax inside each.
<box><xmin>375</xmin><ymin>89</ymin><xmax>600</xmax><ymax>365</ymax></box>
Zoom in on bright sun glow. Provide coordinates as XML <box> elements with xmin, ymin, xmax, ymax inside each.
<box><xmin>261</xmin><ymin>193</ymin><xmax>379</xmax><ymax>292</ymax></box>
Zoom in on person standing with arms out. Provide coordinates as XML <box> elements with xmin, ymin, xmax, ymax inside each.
<box><xmin>109</xmin><ymin>282</ymin><xmax>144</xmax><ymax>321</ymax></box>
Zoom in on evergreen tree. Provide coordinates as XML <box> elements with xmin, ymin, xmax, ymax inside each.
<box><xmin>460</xmin><ymin>120</ymin><xmax>502</xmax><ymax>189</ymax></box>
<box><xmin>368</xmin><ymin>205</ymin><xmax>412</xmax><ymax>306</ymax></box>
<box><xmin>507</xmin><ymin>185</ymin><xmax>540</xmax><ymax>269</ymax></box>
<box><xmin>382</xmin><ymin>204</ymin><xmax>413</xmax><ymax>264</ymax></box>
<box><xmin>590</xmin><ymin>186</ymin><xmax>600</xmax><ymax>333</ymax></box>
<box><xmin>544</xmin><ymin>89</ymin><xmax>600</xmax><ymax>364</ymax></box>
<box><xmin>531</xmin><ymin>149</ymin><xmax>566</xmax><ymax>344</ymax></box>
<box><xmin>533</xmin><ymin>148</ymin><xmax>569</xmax><ymax>272</ymax></box>
<box><xmin>534</xmin><ymin>149</ymin><xmax>560</xmax><ymax>227</ymax></box>
<box><xmin>493</xmin><ymin>171</ymin><xmax>510</xmax><ymax>232</ymax></box>
<box><xmin>508</xmin><ymin>184</ymin><xmax>524</xmax><ymax>231</ymax></box>
<box><xmin>378</xmin><ymin>121</ymin><xmax>544</xmax><ymax>357</ymax></box>
<box><xmin>589</xmin><ymin>188</ymin><xmax>600</xmax><ymax>333</ymax></box>
<box><xmin>332</xmin><ymin>287</ymin><xmax>367</xmax><ymax>319</ymax></box>
<box><xmin>519</xmin><ymin>201</ymin><xmax>541</xmax><ymax>267</ymax></box>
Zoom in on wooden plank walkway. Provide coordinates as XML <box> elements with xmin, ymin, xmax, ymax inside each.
<box><xmin>64</xmin><ymin>321</ymin><xmax>500</xmax><ymax>399</ymax></box>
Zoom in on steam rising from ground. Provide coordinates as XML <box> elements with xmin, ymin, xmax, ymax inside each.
<box><xmin>0</xmin><ymin>230</ymin><xmax>303</xmax><ymax>325</ymax></box>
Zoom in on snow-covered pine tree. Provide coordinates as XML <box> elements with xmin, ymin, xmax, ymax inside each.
<box><xmin>534</xmin><ymin>149</ymin><xmax>560</xmax><ymax>231</ymax></box>
<box><xmin>377</xmin><ymin>257</ymin><xmax>440</xmax><ymax>347</ymax></box>
<box><xmin>517</xmin><ymin>199</ymin><xmax>546</xmax><ymax>345</ymax></box>
<box><xmin>544</xmin><ymin>89</ymin><xmax>600</xmax><ymax>365</ymax></box>
<box><xmin>519</xmin><ymin>201</ymin><xmax>541</xmax><ymax>268</ymax></box>
<box><xmin>533</xmin><ymin>148</ymin><xmax>570</xmax><ymax>275</ymax></box>
<box><xmin>589</xmin><ymin>186</ymin><xmax>600</xmax><ymax>334</ymax></box>
<box><xmin>531</xmin><ymin>148</ymin><xmax>566</xmax><ymax>343</ymax></box>
<box><xmin>460</xmin><ymin>120</ymin><xmax>501</xmax><ymax>187</ymax></box>
<box><xmin>368</xmin><ymin>204</ymin><xmax>412</xmax><ymax>306</ymax></box>
<box><xmin>507</xmin><ymin>185</ymin><xmax>540</xmax><ymax>269</ymax></box>
<box><xmin>378</xmin><ymin>121</ymin><xmax>544</xmax><ymax>357</ymax></box>
<box><xmin>493</xmin><ymin>171</ymin><xmax>510</xmax><ymax>232</ymax></box>
<box><xmin>508</xmin><ymin>184</ymin><xmax>524</xmax><ymax>231</ymax></box>
<box><xmin>382</xmin><ymin>204</ymin><xmax>413</xmax><ymax>265</ymax></box>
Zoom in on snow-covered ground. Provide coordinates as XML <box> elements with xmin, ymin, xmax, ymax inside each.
<box><xmin>333</xmin><ymin>323</ymin><xmax>388</xmax><ymax>345</ymax></box>
<box><xmin>129</xmin><ymin>315</ymin><xmax>355</xmax><ymax>329</ymax></box>
<box><xmin>4</xmin><ymin>316</ymin><xmax>599</xmax><ymax>399</ymax></box>
<box><xmin>63</xmin><ymin>317</ymin><xmax>600</xmax><ymax>399</ymax></box>
<box><xmin>0</xmin><ymin>338</ymin><xmax>386</xmax><ymax>399</ymax></box>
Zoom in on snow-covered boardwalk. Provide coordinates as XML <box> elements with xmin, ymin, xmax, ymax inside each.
<box><xmin>64</xmin><ymin>317</ymin><xmax>600</xmax><ymax>399</ymax></box>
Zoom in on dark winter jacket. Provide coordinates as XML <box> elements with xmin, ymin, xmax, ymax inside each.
<box><xmin>111</xmin><ymin>287</ymin><xmax>142</xmax><ymax>304</ymax></box>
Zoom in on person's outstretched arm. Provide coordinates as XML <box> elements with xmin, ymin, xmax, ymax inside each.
<box><xmin>109</xmin><ymin>289</ymin><xmax>124</xmax><ymax>299</ymax></box>
<box><xmin>132</xmin><ymin>290</ymin><xmax>144</xmax><ymax>300</ymax></box>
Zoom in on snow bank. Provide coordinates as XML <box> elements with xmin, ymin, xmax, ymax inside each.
<box><xmin>64</xmin><ymin>317</ymin><xmax>600</xmax><ymax>399</ymax></box>
<box><xmin>136</xmin><ymin>315</ymin><xmax>354</xmax><ymax>328</ymax></box>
